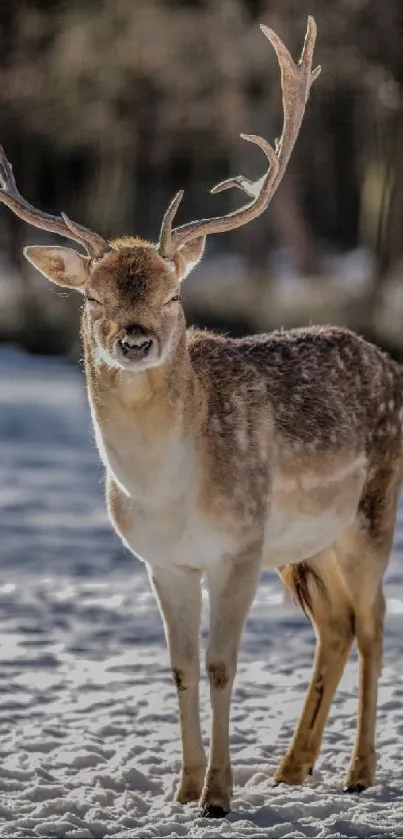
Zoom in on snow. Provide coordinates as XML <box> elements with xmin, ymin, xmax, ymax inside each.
<box><xmin>1</xmin><ymin>347</ymin><xmax>403</xmax><ymax>838</ymax></box>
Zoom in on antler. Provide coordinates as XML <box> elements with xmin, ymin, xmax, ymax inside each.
<box><xmin>159</xmin><ymin>16</ymin><xmax>321</xmax><ymax>259</ymax></box>
<box><xmin>0</xmin><ymin>147</ymin><xmax>109</xmax><ymax>259</ymax></box>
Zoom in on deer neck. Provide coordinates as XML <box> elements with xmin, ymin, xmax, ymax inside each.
<box><xmin>84</xmin><ymin>323</ymin><xmax>194</xmax><ymax>416</ymax></box>
<box><xmin>82</xmin><ymin>325</ymin><xmax>200</xmax><ymax>498</ymax></box>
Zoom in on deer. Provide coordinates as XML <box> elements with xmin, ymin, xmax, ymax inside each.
<box><xmin>0</xmin><ymin>15</ymin><xmax>401</xmax><ymax>819</ymax></box>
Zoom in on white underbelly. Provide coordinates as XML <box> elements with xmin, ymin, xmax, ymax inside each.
<box><xmin>110</xmin><ymin>449</ymin><xmax>367</xmax><ymax>572</ymax></box>
<box><xmin>263</xmin><ymin>458</ymin><xmax>367</xmax><ymax>568</ymax></box>
<box><xmin>263</xmin><ymin>505</ymin><xmax>357</xmax><ymax>567</ymax></box>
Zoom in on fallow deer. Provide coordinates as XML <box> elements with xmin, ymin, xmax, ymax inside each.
<box><xmin>0</xmin><ymin>16</ymin><xmax>400</xmax><ymax>819</ymax></box>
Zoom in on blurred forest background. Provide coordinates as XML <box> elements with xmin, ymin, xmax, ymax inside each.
<box><xmin>0</xmin><ymin>0</ymin><xmax>403</xmax><ymax>358</ymax></box>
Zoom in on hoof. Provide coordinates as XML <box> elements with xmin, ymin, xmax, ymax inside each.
<box><xmin>175</xmin><ymin>765</ymin><xmax>206</xmax><ymax>804</ymax></box>
<box><xmin>272</xmin><ymin>771</ymin><xmax>306</xmax><ymax>786</ymax></box>
<box><xmin>200</xmin><ymin>803</ymin><xmax>228</xmax><ymax>819</ymax></box>
<box><xmin>344</xmin><ymin>783</ymin><xmax>367</xmax><ymax>794</ymax></box>
<box><xmin>175</xmin><ymin>788</ymin><xmax>200</xmax><ymax>804</ymax></box>
<box><xmin>273</xmin><ymin>757</ymin><xmax>312</xmax><ymax>786</ymax></box>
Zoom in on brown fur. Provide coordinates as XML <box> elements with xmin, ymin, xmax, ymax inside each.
<box><xmin>4</xmin><ymin>15</ymin><xmax>389</xmax><ymax>816</ymax></box>
<box><xmin>22</xmin><ymin>234</ymin><xmax>403</xmax><ymax>810</ymax></box>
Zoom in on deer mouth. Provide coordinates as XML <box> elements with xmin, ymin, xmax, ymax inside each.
<box><xmin>112</xmin><ymin>331</ymin><xmax>163</xmax><ymax>371</ymax></box>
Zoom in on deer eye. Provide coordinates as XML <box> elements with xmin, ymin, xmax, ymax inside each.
<box><xmin>168</xmin><ymin>293</ymin><xmax>181</xmax><ymax>303</ymax></box>
<box><xmin>85</xmin><ymin>295</ymin><xmax>101</xmax><ymax>304</ymax></box>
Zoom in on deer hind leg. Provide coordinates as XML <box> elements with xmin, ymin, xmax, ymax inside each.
<box><xmin>334</xmin><ymin>491</ymin><xmax>397</xmax><ymax>793</ymax></box>
<box><xmin>343</xmin><ymin>584</ymin><xmax>385</xmax><ymax>792</ymax></box>
<box><xmin>199</xmin><ymin>543</ymin><xmax>263</xmax><ymax>818</ymax></box>
<box><xmin>149</xmin><ymin>566</ymin><xmax>206</xmax><ymax>804</ymax></box>
<box><xmin>274</xmin><ymin>549</ymin><xmax>355</xmax><ymax>785</ymax></box>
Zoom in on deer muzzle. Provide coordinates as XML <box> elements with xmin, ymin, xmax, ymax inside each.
<box><xmin>114</xmin><ymin>325</ymin><xmax>157</xmax><ymax>364</ymax></box>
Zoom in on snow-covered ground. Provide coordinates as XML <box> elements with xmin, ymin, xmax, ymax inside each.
<box><xmin>1</xmin><ymin>348</ymin><xmax>403</xmax><ymax>838</ymax></box>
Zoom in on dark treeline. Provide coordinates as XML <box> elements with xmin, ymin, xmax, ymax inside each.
<box><xmin>0</xmin><ymin>0</ymin><xmax>402</xmax><ymax>355</ymax></box>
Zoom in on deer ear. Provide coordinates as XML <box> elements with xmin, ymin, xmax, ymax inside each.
<box><xmin>174</xmin><ymin>236</ymin><xmax>206</xmax><ymax>281</ymax></box>
<box><xmin>23</xmin><ymin>245</ymin><xmax>90</xmax><ymax>289</ymax></box>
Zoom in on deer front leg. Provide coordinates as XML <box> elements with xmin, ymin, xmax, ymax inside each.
<box><xmin>149</xmin><ymin>566</ymin><xmax>206</xmax><ymax>804</ymax></box>
<box><xmin>200</xmin><ymin>545</ymin><xmax>262</xmax><ymax>818</ymax></box>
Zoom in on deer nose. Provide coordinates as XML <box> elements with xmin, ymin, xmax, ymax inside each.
<box><xmin>116</xmin><ymin>326</ymin><xmax>155</xmax><ymax>360</ymax></box>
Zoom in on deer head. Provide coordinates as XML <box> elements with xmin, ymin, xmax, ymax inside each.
<box><xmin>0</xmin><ymin>17</ymin><xmax>320</xmax><ymax>372</ymax></box>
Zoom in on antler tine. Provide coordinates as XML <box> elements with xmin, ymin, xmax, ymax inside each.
<box><xmin>260</xmin><ymin>15</ymin><xmax>320</xmax><ymax>188</ymax></box>
<box><xmin>0</xmin><ymin>145</ymin><xmax>109</xmax><ymax>259</ymax></box>
<box><xmin>211</xmin><ymin>135</ymin><xmax>279</xmax><ymax>199</ymax></box>
<box><xmin>158</xmin><ymin>190</ymin><xmax>184</xmax><ymax>259</ymax></box>
<box><xmin>158</xmin><ymin>16</ymin><xmax>320</xmax><ymax>259</ymax></box>
<box><xmin>60</xmin><ymin>212</ymin><xmax>110</xmax><ymax>259</ymax></box>
<box><xmin>0</xmin><ymin>148</ymin><xmax>18</xmax><ymax>194</ymax></box>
